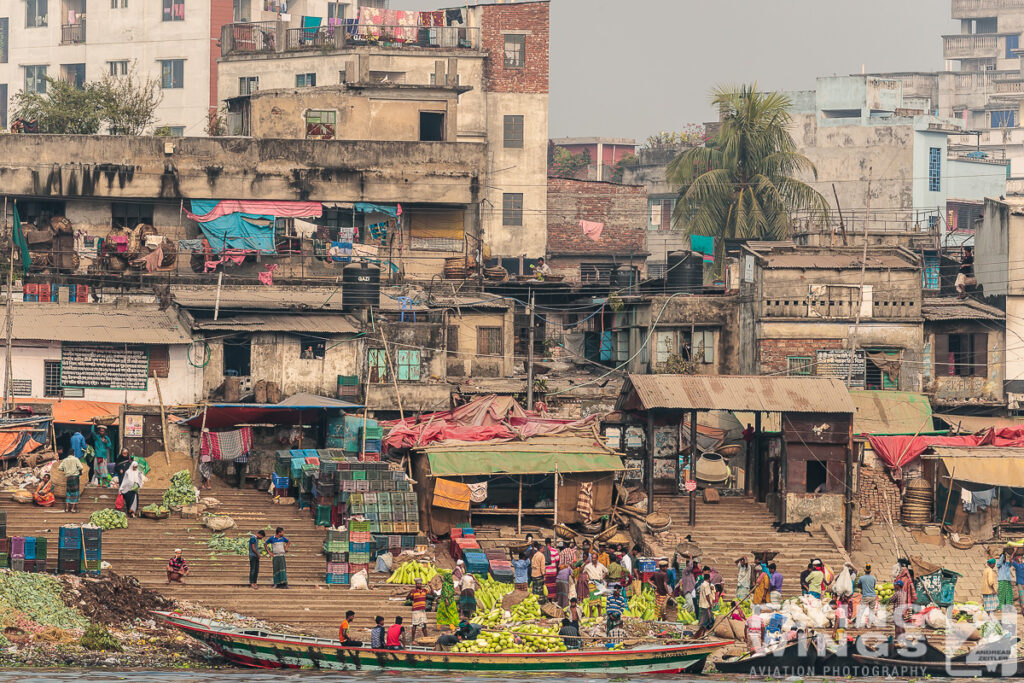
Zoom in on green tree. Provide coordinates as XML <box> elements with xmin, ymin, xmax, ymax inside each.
<box><xmin>12</xmin><ymin>78</ymin><xmax>102</xmax><ymax>134</ymax></box>
<box><xmin>96</xmin><ymin>64</ymin><xmax>163</xmax><ymax>135</ymax></box>
<box><xmin>548</xmin><ymin>146</ymin><xmax>591</xmax><ymax>178</ymax></box>
<box><xmin>667</xmin><ymin>84</ymin><xmax>828</xmax><ymax>244</ymax></box>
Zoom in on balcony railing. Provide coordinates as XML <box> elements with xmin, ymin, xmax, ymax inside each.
<box><xmin>953</xmin><ymin>0</ymin><xmax>1024</xmax><ymax>18</ymax></box>
<box><xmin>221</xmin><ymin>20</ymin><xmax>480</xmax><ymax>56</ymax></box>
<box><xmin>943</xmin><ymin>33</ymin><xmax>999</xmax><ymax>59</ymax></box>
<box><xmin>60</xmin><ymin>21</ymin><xmax>85</xmax><ymax>45</ymax></box>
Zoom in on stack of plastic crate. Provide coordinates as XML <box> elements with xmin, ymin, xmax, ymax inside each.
<box><xmin>81</xmin><ymin>527</ymin><xmax>102</xmax><ymax>576</ymax></box>
<box><xmin>10</xmin><ymin>536</ymin><xmax>25</xmax><ymax>572</ymax></box>
<box><xmin>58</xmin><ymin>526</ymin><xmax>82</xmax><ymax>574</ymax></box>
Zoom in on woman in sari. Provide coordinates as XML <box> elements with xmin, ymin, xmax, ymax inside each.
<box><xmin>119</xmin><ymin>462</ymin><xmax>147</xmax><ymax>517</ymax></box>
<box><xmin>893</xmin><ymin>557</ymin><xmax>917</xmax><ymax>642</ymax></box>
<box><xmin>33</xmin><ymin>473</ymin><xmax>55</xmax><ymax>507</ymax></box>
<box><xmin>750</xmin><ymin>565</ymin><xmax>771</xmax><ymax>605</ymax></box>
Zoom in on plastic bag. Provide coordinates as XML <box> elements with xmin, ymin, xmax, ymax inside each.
<box><xmin>871</xmin><ymin>604</ymin><xmax>889</xmax><ymax>628</ymax></box>
<box><xmin>114</xmin><ymin>493</ymin><xmax>125</xmax><ymax>510</ymax></box>
<box><xmin>833</xmin><ymin>568</ymin><xmax>854</xmax><ymax>597</ymax></box>
<box><xmin>854</xmin><ymin>603</ymin><xmax>872</xmax><ymax>629</ymax></box>
<box><xmin>376</xmin><ymin>552</ymin><xmax>393</xmax><ymax>573</ymax></box>
<box><xmin>925</xmin><ymin>608</ymin><xmax>948</xmax><ymax>630</ymax></box>
<box><xmin>350</xmin><ymin>569</ymin><xmax>369</xmax><ymax>590</ymax></box>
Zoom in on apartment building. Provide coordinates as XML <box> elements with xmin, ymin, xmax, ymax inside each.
<box><xmin>215</xmin><ymin>0</ymin><xmax>550</xmax><ymax>264</ymax></box>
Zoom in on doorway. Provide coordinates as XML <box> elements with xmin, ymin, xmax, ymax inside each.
<box><xmin>419</xmin><ymin>112</ymin><xmax>445</xmax><ymax>141</ymax></box>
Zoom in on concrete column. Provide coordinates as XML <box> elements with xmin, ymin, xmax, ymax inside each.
<box><xmin>274</xmin><ymin>20</ymin><xmax>286</xmax><ymax>53</ymax></box>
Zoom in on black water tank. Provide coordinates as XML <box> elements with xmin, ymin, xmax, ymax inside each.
<box><xmin>611</xmin><ymin>265</ymin><xmax>636</xmax><ymax>289</ymax></box>
<box><xmin>342</xmin><ymin>263</ymin><xmax>381</xmax><ymax>308</ymax></box>
<box><xmin>666</xmin><ymin>250</ymin><xmax>703</xmax><ymax>293</ymax></box>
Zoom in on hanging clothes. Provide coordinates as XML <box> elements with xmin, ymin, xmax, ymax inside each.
<box><xmin>446</xmin><ymin>8</ymin><xmax>463</xmax><ymax>24</ymax></box>
<box><xmin>579</xmin><ymin>220</ymin><xmax>604</xmax><ymax>241</ymax></box>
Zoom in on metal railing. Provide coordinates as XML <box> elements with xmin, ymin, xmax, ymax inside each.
<box><xmin>285</xmin><ymin>27</ymin><xmax>340</xmax><ymax>50</ymax></box>
<box><xmin>223</xmin><ymin>21</ymin><xmax>278</xmax><ymax>54</ymax></box>
<box><xmin>943</xmin><ymin>34</ymin><xmax>999</xmax><ymax>58</ymax></box>
<box><xmin>61</xmin><ymin>21</ymin><xmax>85</xmax><ymax>45</ymax></box>
<box><xmin>345</xmin><ymin>23</ymin><xmax>479</xmax><ymax>49</ymax></box>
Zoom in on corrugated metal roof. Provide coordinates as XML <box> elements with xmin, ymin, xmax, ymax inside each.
<box><xmin>850</xmin><ymin>390</ymin><xmax>932</xmax><ymax>435</ymax></box>
<box><xmin>171</xmin><ymin>286</ymin><xmax>345</xmax><ymax>311</ymax></box>
<box><xmin>922</xmin><ymin>297</ymin><xmax>1004</xmax><ymax>321</ymax></box>
<box><xmin>9</xmin><ymin>303</ymin><xmax>192</xmax><ymax>344</ymax></box>
<box><xmin>934</xmin><ymin>414</ymin><xmax>1023</xmax><ymax>433</ymax></box>
<box><xmin>193</xmin><ymin>314</ymin><xmax>357</xmax><ymax>334</ymax></box>
<box><xmin>616</xmin><ymin>374</ymin><xmax>855</xmax><ymax>414</ymax></box>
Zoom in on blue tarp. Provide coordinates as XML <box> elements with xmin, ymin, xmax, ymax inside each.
<box><xmin>355</xmin><ymin>202</ymin><xmax>399</xmax><ymax>217</ymax></box>
<box><xmin>190</xmin><ymin>199</ymin><xmax>276</xmax><ymax>253</ymax></box>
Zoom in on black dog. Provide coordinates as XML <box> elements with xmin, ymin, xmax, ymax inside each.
<box><xmin>772</xmin><ymin>516</ymin><xmax>812</xmax><ymax>533</ymax></box>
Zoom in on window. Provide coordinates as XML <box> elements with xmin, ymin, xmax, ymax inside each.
<box><xmin>295</xmin><ymin>72</ymin><xmax>316</xmax><ymax>87</ymax></box>
<box><xmin>305</xmin><ymin>109</ymin><xmax>336</xmax><ymax>140</ymax></box>
<box><xmin>1007</xmin><ymin>33</ymin><xmax>1019</xmax><ymax>59</ymax></box>
<box><xmin>653</xmin><ymin>329</ymin><xmax>714</xmax><ymax>365</ymax></box>
<box><xmin>650</xmin><ymin>198</ymin><xmax>675</xmax><ymax>230</ymax></box>
<box><xmin>503</xmin><ymin>114</ymin><xmax>524</xmax><ymax>148</ymax></box>
<box><xmin>991</xmin><ymin>109</ymin><xmax>1016</xmax><ymax>128</ymax></box>
<box><xmin>0</xmin><ymin>18</ymin><xmax>8</xmax><ymax>63</ymax></box>
<box><xmin>655</xmin><ymin>331</ymin><xmax>674</xmax><ymax>364</ymax></box>
<box><xmin>367</xmin><ymin>348</ymin><xmax>388</xmax><ymax>383</ymax></box>
<box><xmin>928</xmin><ymin>147</ymin><xmax>941</xmax><ymax>192</ymax></box>
<box><xmin>222</xmin><ymin>335</ymin><xmax>251</xmax><ymax>377</ymax></box>
<box><xmin>326</xmin><ymin>1</ymin><xmax>344</xmax><ymax>20</ymax></box>
<box><xmin>61</xmin><ymin>63</ymin><xmax>85</xmax><ymax>89</ymax></box>
<box><xmin>24</xmin><ymin>65</ymin><xmax>46</xmax><ymax>94</ymax></box>
<box><xmin>162</xmin><ymin>0</ymin><xmax>184</xmax><ymax>21</ymax></box>
<box><xmin>692</xmin><ymin>329</ymin><xmax>715</xmax><ymax>364</ymax></box>
<box><xmin>477</xmin><ymin>327</ymin><xmax>502</xmax><ymax>356</ymax></box>
<box><xmin>369</xmin><ymin>71</ymin><xmax>406</xmax><ymax>84</ymax></box>
<box><xmin>44</xmin><ymin>360</ymin><xmax>61</xmax><ymax>397</ymax></box>
<box><xmin>164</xmin><ymin>126</ymin><xmax>185</xmax><ymax>136</ymax></box>
<box><xmin>787</xmin><ymin>356</ymin><xmax>813</xmax><ymax>376</ymax></box>
<box><xmin>148</xmin><ymin>345</ymin><xmax>169</xmax><ymax>378</ymax></box>
<box><xmin>502</xmin><ymin>193</ymin><xmax>523</xmax><ymax>227</ymax></box>
<box><xmin>232</xmin><ymin>0</ymin><xmax>249</xmax><ymax>22</ymax></box>
<box><xmin>806</xmin><ymin>460</ymin><xmax>827</xmax><ymax>493</ymax></box>
<box><xmin>504</xmin><ymin>33</ymin><xmax>526</xmax><ymax>68</ymax></box>
<box><xmin>238</xmin><ymin>76</ymin><xmax>258</xmax><ymax>95</ymax></box>
<box><xmin>338</xmin><ymin>70</ymin><xmax>346</xmax><ymax>84</ymax></box>
<box><xmin>419</xmin><ymin>111</ymin><xmax>444</xmax><ymax>141</ymax></box>
<box><xmin>160</xmin><ymin>59</ymin><xmax>183</xmax><ymax>89</ymax></box>
<box><xmin>27</xmin><ymin>0</ymin><xmax>47</xmax><ymax>27</ymax></box>
<box><xmin>298</xmin><ymin>335</ymin><xmax>325</xmax><ymax>360</ymax></box>
<box><xmin>111</xmin><ymin>0</ymin><xmax>127</xmax><ymax>7</ymax></box>
<box><xmin>111</xmin><ymin>202</ymin><xmax>154</xmax><ymax>229</ymax></box>
<box><xmin>0</xmin><ymin>85</ymin><xmax>6</xmax><ymax>130</ymax></box>
<box><xmin>396</xmin><ymin>349</ymin><xmax>421</xmax><ymax>380</ymax></box>
<box><xmin>108</xmin><ymin>60</ymin><xmax>129</xmax><ymax>76</ymax></box>
<box><xmin>935</xmin><ymin>333</ymin><xmax>987</xmax><ymax>378</ymax></box>
<box><xmin>865</xmin><ymin>348</ymin><xmax>899</xmax><ymax>390</ymax></box>
<box><xmin>923</xmin><ymin>251</ymin><xmax>939</xmax><ymax>290</ymax></box>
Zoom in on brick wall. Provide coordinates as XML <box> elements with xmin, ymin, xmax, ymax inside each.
<box><xmin>758</xmin><ymin>338</ymin><xmax>843</xmax><ymax>375</ymax></box>
<box><xmin>546</xmin><ymin>178</ymin><xmax>647</xmax><ymax>257</ymax></box>
<box><xmin>480</xmin><ymin>2</ymin><xmax>549</xmax><ymax>94</ymax></box>
<box><xmin>853</xmin><ymin>463</ymin><xmax>901</xmax><ymax>549</ymax></box>
<box><xmin>210</xmin><ymin>0</ymin><xmax>235</xmax><ymax>115</ymax></box>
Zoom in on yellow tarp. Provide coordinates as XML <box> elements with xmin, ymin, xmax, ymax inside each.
<box><xmin>942</xmin><ymin>456</ymin><xmax>1024</xmax><ymax>487</ymax></box>
<box><xmin>432</xmin><ymin>477</ymin><xmax>471</xmax><ymax>511</ymax></box>
<box><xmin>407</xmin><ymin>209</ymin><xmax>464</xmax><ymax>240</ymax></box>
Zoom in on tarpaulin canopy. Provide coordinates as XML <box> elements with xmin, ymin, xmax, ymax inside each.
<box><xmin>181</xmin><ymin>403</ymin><xmax>346</xmax><ymax>429</ymax></box>
<box><xmin>184</xmin><ymin>200</ymin><xmax>323</xmax><ymax>223</ymax></box>
<box><xmin>427</xmin><ymin>451</ymin><xmax>624</xmax><ymax>477</ymax></box>
<box><xmin>26</xmin><ymin>398</ymin><xmax>120</xmax><ymax>425</ymax></box>
<box><xmin>933</xmin><ymin>447</ymin><xmax>1024</xmax><ymax>488</ymax></box>
<box><xmin>868</xmin><ymin>427</ymin><xmax>1024</xmax><ymax>471</ymax></box>
<box><xmin>276</xmin><ymin>393</ymin><xmax>362</xmax><ymax>409</ymax></box>
<box><xmin>432</xmin><ymin>478</ymin><xmax>471</xmax><ymax>510</ymax></box>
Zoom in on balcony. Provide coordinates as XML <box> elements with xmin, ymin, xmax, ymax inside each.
<box><xmin>221</xmin><ymin>21</ymin><xmax>480</xmax><ymax>57</ymax></box>
<box><xmin>952</xmin><ymin>0</ymin><xmax>1024</xmax><ymax>18</ymax></box>
<box><xmin>60</xmin><ymin>20</ymin><xmax>85</xmax><ymax>45</ymax></box>
<box><xmin>943</xmin><ymin>33</ymin><xmax>1000</xmax><ymax>59</ymax></box>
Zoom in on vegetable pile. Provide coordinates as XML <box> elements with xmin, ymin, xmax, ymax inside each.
<box><xmin>386</xmin><ymin>561</ymin><xmax>440</xmax><ymax>584</ymax></box>
<box><xmin>877</xmin><ymin>581</ymin><xmax>895</xmax><ymax>603</ymax></box>
<box><xmin>0</xmin><ymin>572</ymin><xmax>88</xmax><ymax>630</ymax></box>
<box><xmin>141</xmin><ymin>504</ymin><xmax>169</xmax><ymax>515</ymax></box>
<box><xmin>162</xmin><ymin>470</ymin><xmax>198</xmax><ymax>507</ymax></box>
<box><xmin>451</xmin><ymin>624</ymin><xmax>568</xmax><ymax>654</ymax></box>
<box><xmin>207</xmin><ymin>532</ymin><xmax>268</xmax><ymax>556</ymax></box>
<box><xmin>89</xmin><ymin>508</ymin><xmax>128</xmax><ymax>530</ymax></box>
<box><xmin>509</xmin><ymin>594</ymin><xmax>543</xmax><ymax>621</ymax></box>
<box><xmin>475</xmin><ymin>576</ymin><xmax>514</xmax><ymax>612</ymax></box>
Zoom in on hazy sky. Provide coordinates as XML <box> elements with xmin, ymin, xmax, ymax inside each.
<box><xmin>390</xmin><ymin>0</ymin><xmax>958</xmax><ymax>141</ymax></box>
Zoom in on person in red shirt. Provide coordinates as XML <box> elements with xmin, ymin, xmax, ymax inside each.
<box><xmin>386</xmin><ymin>616</ymin><xmax>406</xmax><ymax>649</ymax></box>
<box><xmin>405</xmin><ymin>578</ymin><xmax>429</xmax><ymax>640</ymax></box>
<box><xmin>338</xmin><ymin>610</ymin><xmax>363</xmax><ymax>647</ymax></box>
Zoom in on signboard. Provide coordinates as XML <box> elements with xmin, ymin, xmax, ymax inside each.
<box><xmin>61</xmin><ymin>344</ymin><xmax>149</xmax><ymax>391</ymax></box>
<box><xmin>815</xmin><ymin>349</ymin><xmax>866</xmax><ymax>388</ymax></box>
<box><xmin>124</xmin><ymin>414</ymin><xmax>144</xmax><ymax>438</ymax></box>
<box><xmin>11</xmin><ymin>379</ymin><xmax>31</xmax><ymax>396</ymax></box>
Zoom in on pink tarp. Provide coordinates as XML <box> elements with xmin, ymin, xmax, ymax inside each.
<box><xmin>868</xmin><ymin>426</ymin><xmax>1024</xmax><ymax>472</ymax></box>
<box><xmin>184</xmin><ymin>200</ymin><xmax>323</xmax><ymax>223</ymax></box>
<box><xmin>383</xmin><ymin>395</ymin><xmax>599</xmax><ymax>450</ymax></box>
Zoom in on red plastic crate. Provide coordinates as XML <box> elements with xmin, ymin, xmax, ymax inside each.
<box><xmin>76</xmin><ymin>284</ymin><xmax>88</xmax><ymax>302</ymax></box>
<box><xmin>23</xmin><ymin>284</ymin><xmax>37</xmax><ymax>295</ymax></box>
<box><xmin>37</xmin><ymin>284</ymin><xmax>51</xmax><ymax>300</ymax></box>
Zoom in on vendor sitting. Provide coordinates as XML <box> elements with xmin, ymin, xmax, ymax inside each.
<box><xmin>33</xmin><ymin>473</ymin><xmax>55</xmax><ymax>507</ymax></box>
<box><xmin>167</xmin><ymin>548</ymin><xmax>191</xmax><ymax>584</ymax></box>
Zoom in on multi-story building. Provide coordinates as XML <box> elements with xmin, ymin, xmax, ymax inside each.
<box><xmin>215</xmin><ymin>0</ymin><xmax>550</xmax><ymax>264</ymax></box>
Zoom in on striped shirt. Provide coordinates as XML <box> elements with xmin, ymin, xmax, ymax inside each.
<box><xmin>407</xmin><ymin>588</ymin><xmax>428</xmax><ymax>611</ymax></box>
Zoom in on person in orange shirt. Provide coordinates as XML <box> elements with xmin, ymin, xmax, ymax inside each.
<box><xmin>338</xmin><ymin>610</ymin><xmax>363</xmax><ymax>647</ymax></box>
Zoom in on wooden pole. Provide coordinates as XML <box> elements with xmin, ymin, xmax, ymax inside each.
<box><xmin>941</xmin><ymin>465</ymin><xmax>957</xmax><ymax>529</ymax></box>
<box><xmin>517</xmin><ymin>475</ymin><xmax>523</xmax><ymax>534</ymax></box>
<box><xmin>689</xmin><ymin>409</ymin><xmax>697</xmax><ymax>527</ymax></box>
<box><xmin>3</xmin><ymin>196</ymin><xmax>13</xmax><ymax>414</ymax></box>
<box><xmin>379</xmin><ymin>326</ymin><xmax>404</xmax><ymax>421</ymax></box>
<box><xmin>193</xmin><ymin>402</ymin><xmax>208</xmax><ymax>479</ymax></box>
<box><xmin>213</xmin><ymin>270</ymin><xmax>224</xmax><ymax>321</ymax></box>
<box><xmin>645</xmin><ymin>410</ymin><xmax>655</xmax><ymax>515</ymax></box>
<box><xmin>553</xmin><ymin>462</ymin><xmax>559</xmax><ymax>528</ymax></box>
<box><xmin>526</xmin><ymin>288</ymin><xmax>535</xmax><ymax>410</ymax></box>
<box><xmin>152</xmin><ymin>374</ymin><xmax>172</xmax><ymax>465</ymax></box>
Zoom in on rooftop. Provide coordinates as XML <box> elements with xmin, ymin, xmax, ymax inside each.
<box><xmin>9</xmin><ymin>304</ymin><xmax>192</xmax><ymax>344</ymax></box>
<box><xmin>922</xmin><ymin>297</ymin><xmax>1004</xmax><ymax>321</ymax></box>
<box><xmin>190</xmin><ymin>313</ymin><xmax>358</xmax><ymax>334</ymax></box>
<box><xmin>616</xmin><ymin>374</ymin><xmax>855</xmax><ymax>414</ymax></box>
<box><xmin>171</xmin><ymin>286</ymin><xmax>345</xmax><ymax>311</ymax></box>
<box><xmin>745</xmin><ymin>245</ymin><xmax>920</xmax><ymax>270</ymax></box>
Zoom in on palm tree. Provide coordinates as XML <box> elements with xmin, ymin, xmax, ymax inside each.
<box><xmin>667</xmin><ymin>84</ymin><xmax>829</xmax><ymax>247</ymax></box>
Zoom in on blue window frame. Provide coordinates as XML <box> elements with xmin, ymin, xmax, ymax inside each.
<box><xmin>928</xmin><ymin>147</ymin><xmax>942</xmax><ymax>193</ymax></box>
<box><xmin>991</xmin><ymin>110</ymin><xmax>1016</xmax><ymax>128</ymax></box>
<box><xmin>923</xmin><ymin>252</ymin><xmax>940</xmax><ymax>290</ymax></box>
<box><xmin>1008</xmin><ymin>34</ymin><xmax>1020</xmax><ymax>59</ymax></box>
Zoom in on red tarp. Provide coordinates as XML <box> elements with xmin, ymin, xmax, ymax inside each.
<box><xmin>868</xmin><ymin>427</ymin><xmax>1024</xmax><ymax>471</ymax></box>
<box><xmin>184</xmin><ymin>200</ymin><xmax>322</xmax><ymax>223</ymax></box>
<box><xmin>383</xmin><ymin>395</ymin><xmax>599</xmax><ymax>450</ymax></box>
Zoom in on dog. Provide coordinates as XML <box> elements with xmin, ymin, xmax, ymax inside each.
<box><xmin>772</xmin><ymin>516</ymin><xmax>812</xmax><ymax>533</ymax></box>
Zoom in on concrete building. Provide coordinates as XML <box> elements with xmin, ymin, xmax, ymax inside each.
<box><xmin>548</xmin><ymin>137</ymin><xmax>635</xmax><ymax>182</ymax></box>
<box><xmin>0</xmin><ymin>0</ymin><xmax>235</xmax><ymax>134</ymax></box>
<box><xmin>216</xmin><ymin>0</ymin><xmax>550</xmax><ymax>265</ymax></box>
<box><xmin>619</xmin><ymin>145</ymin><xmax>691</xmax><ymax>276</ymax></box>
<box><xmin>737</xmin><ymin>243</ymin><xmax>925</xmax><ymax>392</ymax></box>
<box><xmin>545</xmin><ymin>177</ymin><xmax>647</xmax><ymax>284</ymax></box>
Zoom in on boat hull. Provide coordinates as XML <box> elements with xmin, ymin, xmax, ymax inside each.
<box><xmin>154</xmin><ymin>611</ymin><xmax>726</xmax><ymax>674</ymax></box>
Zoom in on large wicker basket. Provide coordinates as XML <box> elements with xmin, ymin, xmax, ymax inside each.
<box><xmin>593</xmin><ymin>524</ymin><xmax>620</xmax><ymax>544</ymax></box>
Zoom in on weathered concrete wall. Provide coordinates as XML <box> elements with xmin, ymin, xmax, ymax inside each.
<box><xmin>0</xmin><ymin>135</ymin><xmax>485</xmax><ymax>205</ymax></box>
<box><xmin>447</xmin><ymin>309</ymin><xmax>514</xmax><ymax>378</ymax></box>
<box><xmin>785</xmin><ymin>492</ymin><xmax>845</xmax><ymax>525</ymax></box>
<box><xmin>924</xmin><ymin>322</ymin><xmax>1005</xmax><ymax>405</ymax></box>
<box><xmin>634</xmin><ymin>294</ymin><xmax>740</xmax><ymax>375</ymax></box>
<box><xmin>977</xmin><ymin>199</ymin><xmax>1012</xmax><ymax>298</ymax></box>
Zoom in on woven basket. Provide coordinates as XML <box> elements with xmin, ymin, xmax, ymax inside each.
<box><xmin>646</xmin><ymin>512</ymin><xmax>671</xmax><ymax>532</ymax></box>
<box><xmin>718</xmin><ymin>444</ymin><xmax>743</xmax><ymax>458</ymax></box>
<box><xmin>141</xmin><ymin>510</ymin><xmax>169</xmax><ymax>520</ymax></box>
<box><xmin>950</xmin><ymin>535</ymin><xmax>975</xmax><ymax>550</ymax></box>
<box><xmin>554</xmin><ymin>523</ymin><xmax>578</xmax><ymax>540</ymax></box>
<box><xmin>593</xmin><ymin>524</ymin><xmax>620</xmax><ymax>544</ymax></box>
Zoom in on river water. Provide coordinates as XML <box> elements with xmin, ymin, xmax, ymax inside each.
<box><xmin>1</xmin><ymin>673</ymin><xmax>696</xmax><ymax>683</ymax></box>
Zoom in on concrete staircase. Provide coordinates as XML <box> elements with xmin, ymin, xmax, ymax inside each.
<box><xmin>652</xmin><ymin>494</ymin><xmax>848</xmax><ymax>598</ymax></box>
<box><xmin>1</xmin><ymin>483</ymin><xmax>411</xmax><ymax>639</ymax></box>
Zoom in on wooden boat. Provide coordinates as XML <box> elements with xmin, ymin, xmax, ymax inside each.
<box><xmin>714</xmin><ymin>639</ymin><xmax>820</xmax><ymax>676</ymax></box>
<box><xmin>154</xmin><ymin>611</ymin><xmax>730</xmax><ymax>674</ymax></box>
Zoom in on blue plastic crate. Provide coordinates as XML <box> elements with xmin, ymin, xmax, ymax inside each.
<box><xmin>326</xmin><ymin>573</ymin><xmax>350</xmax><ymax>585</ymax></box>
<box><xmin>59</xmin><ymin>527</ymin><xmax>82</xmax><ymax>550</ymax></box>
<box><xmin>24</xmin><ymin>537</ymin><xmax>36</xmax><ymax>560</ymax></box>
<box><xmin>349</xmin><ymin>541</ymin><xmax>370</xmax><ymax>553</ymax></box>
<box><xmin>271</xmin><ymin>473</ymin><xmax>290</xmax><ymax>489</ymax></box>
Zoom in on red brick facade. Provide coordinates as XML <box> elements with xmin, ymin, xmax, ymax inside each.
<box><xmin>210</xmin><ymin>1</ymin><xmax>235</xmax><ymax>114</ymax></box>
<box><xmin>546</xmin><ymin>178</ymin><xmax>647</xmax><ymax>256</ymax></box>
<box><xmin>853</xmin><ymin>463</ymin><xmax>901</xmax><ymax>550</ymax></box>
<box><xmin>480</xmin><ymin>2</ymin><xmax>549</xmax><ymax>94</ymax></box>
<box><xmin>758</xmin><ymin>338</ymin><xmax>843</xmax><ymax>375</ymax></box>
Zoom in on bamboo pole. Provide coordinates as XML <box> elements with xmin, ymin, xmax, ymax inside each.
<box><xmin>517</xmin><ymin>475</ymin><xmax>523</xmax><ymax>534</ymax></box>
<box><xmin>152</xmin><ymin>373</ymin><xmax>172</xmax><ymax>465</ymax></box>
<box><xmin>379</xmin><ymin>326</ymin><xmax>404</xmax><ymax>420</ymax></box>
<box><xmin>941</xmin><ymin>465</ymin><xmax>957</xmax><ymax>530</ymax></box>
<box><xmin>553</xmin><ymin>462</ymin><xmax>559</xmax><ymax>528</ymax></box>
